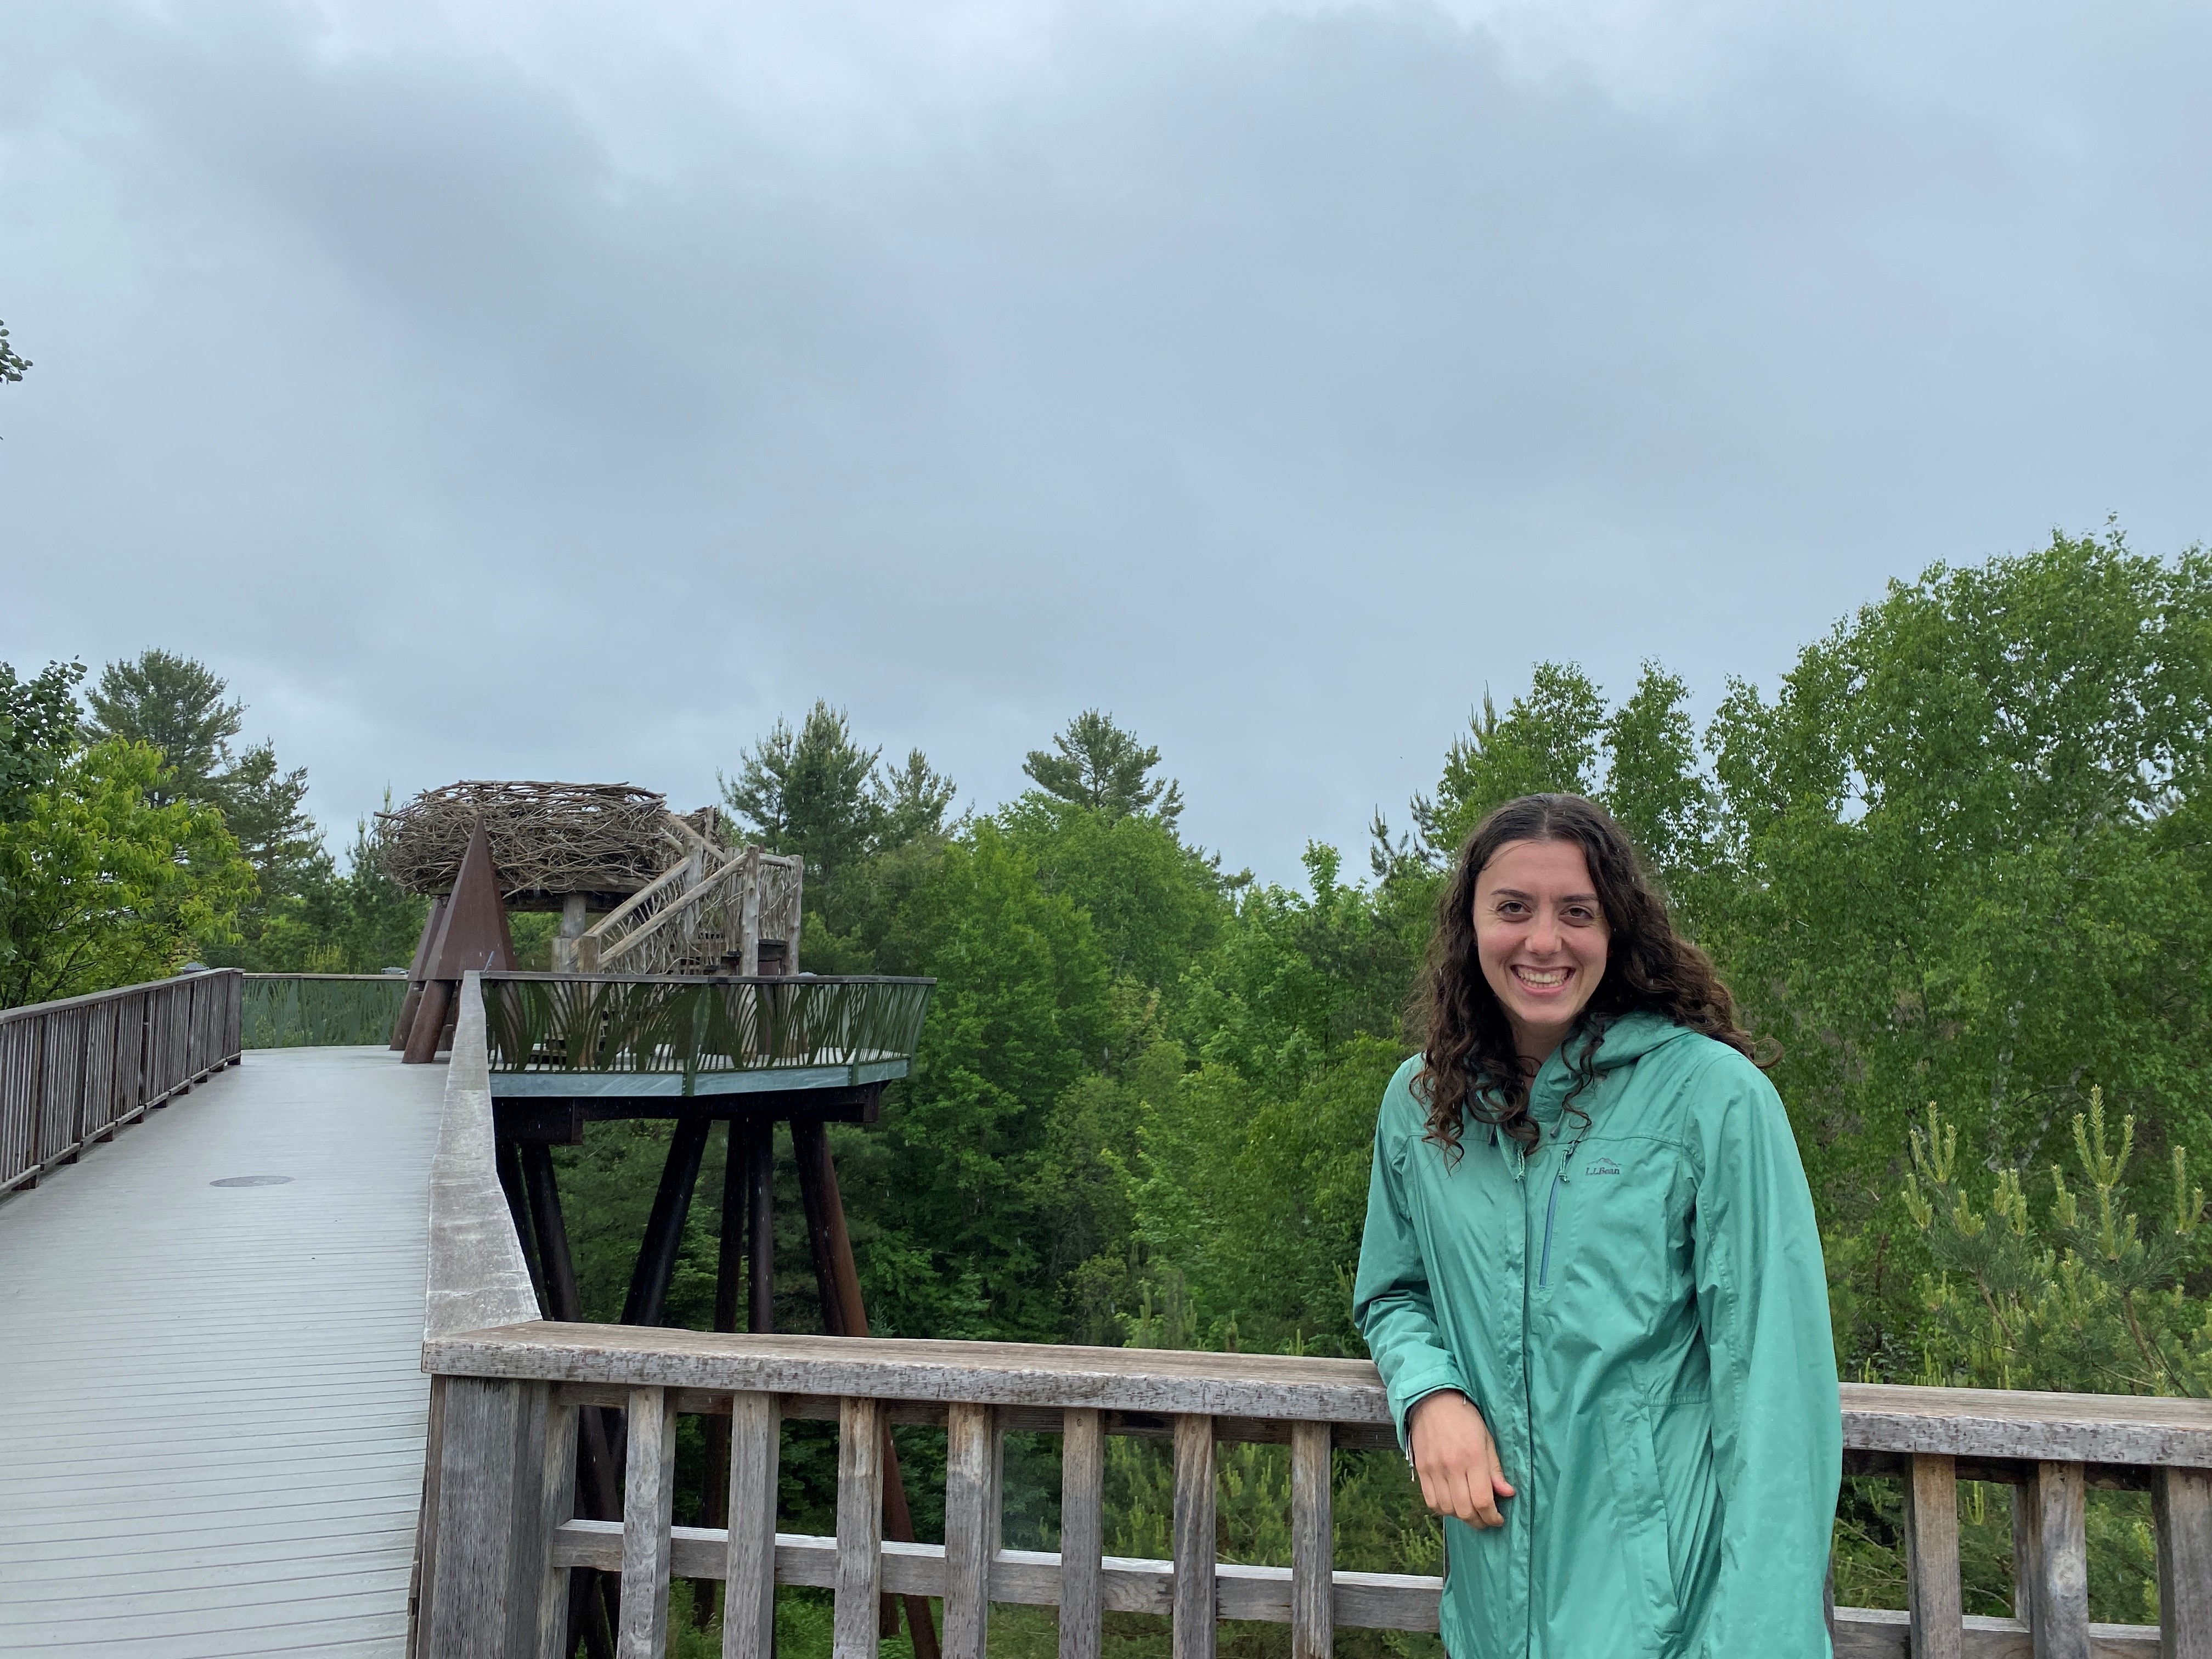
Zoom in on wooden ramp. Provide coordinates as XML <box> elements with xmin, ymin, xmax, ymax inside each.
<box><xmin>0</xmin><ymin>1046</ymin><xmax>445</xmax><ymax>1656</ymax></box>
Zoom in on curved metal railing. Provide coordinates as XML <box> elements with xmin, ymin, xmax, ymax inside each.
<box><xmin>479</xmin><ymin>973</ymin><xmax>933</xmax><ymax>1083</ymax></box>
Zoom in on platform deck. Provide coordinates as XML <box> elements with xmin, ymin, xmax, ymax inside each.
<box><xmin>0</xmin><ymin>1047</ymin><xmax>445</xmax><ymax>1657</ymax></box>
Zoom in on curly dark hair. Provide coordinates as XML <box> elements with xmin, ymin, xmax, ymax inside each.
<box><xmin>1413</xmin><ymin>793</ymin><xmax>1761</xmax><ymax>1161</ymax></box>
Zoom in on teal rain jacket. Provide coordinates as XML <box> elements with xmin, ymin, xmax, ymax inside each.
<box><xmin>1353</xmin><ymin>1012</ymin><xmax>1841</xmax><ymax>1659</ymax></box>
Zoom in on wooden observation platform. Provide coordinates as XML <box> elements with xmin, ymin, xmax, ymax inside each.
<box><xmin>0</xmin><ymin>777</ymin><xmax>2207</xmax><ymax>1658</ymax></box>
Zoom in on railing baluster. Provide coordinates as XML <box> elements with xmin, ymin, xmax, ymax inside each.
<box><xmin>1060</xmin><ymin>1407</ymin><xmax>1104</xmax><ymax>1659</ymax></box>
<box><xmin>1902</xmin><ymin>1452</ymin><xmax>1962</xmax><ymax>1659</ymax></box>
<box><xmin>1173</xmin><ymin>1414</ymin><xmax>1217</xmax><ymax>1659</ymax></box>
<box><xmin>945</xmin><ymin>1402</ymin><xmax>999</xmax><ymax>1659</ymax></box>
<box><xmin>617</xmin><ymin>1385</ymin><xmax>679</xmax><ymax>1659</ymax></box>
<box><xmin>1291</xmin><ymin>1421</ymin><xmax>1333</xmax><ymax>1659</ymax></box>
<box><xmin>534</xmin><ymin>1395</ymin><xmax>579</xmax><ymax>1659</ymax></box>
<box><xmin>2024</xmin><ymin>1460</ymin><xmax>2092</xmax><ymax>1659</ymax></box>
<box><xmin>723</xmin><ymin>1391</ymin><xmax>781</xmax><ymax>1659</ymax></box>
<box><xmin>836</xmin><ymin>1397</ymin><xmax>887</xmax><ymax>1659</ymax></box>
<box><xmin>2156</xmin><ymin>1466</ymin><xmax>2212</xmax><ymax>1659</ymax></box>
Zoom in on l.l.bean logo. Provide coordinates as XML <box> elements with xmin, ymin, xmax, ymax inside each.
<box><xmin>1585</xmin><ymin>1156</ymin><xmax>1622</xmax><ymax>1176</ymax></box>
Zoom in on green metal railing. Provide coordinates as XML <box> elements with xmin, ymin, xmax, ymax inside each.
<box><xmin>479</xmin><ymin>973</ymin><xmax>934</xmax><ymax>1094</ymax></box>
<box><xmin>241</xmin><ymin>974</ymin><xmax>410</xmax><ymax>1048</ymax></box>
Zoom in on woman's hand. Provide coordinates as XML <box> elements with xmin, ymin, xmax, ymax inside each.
<box><xmin>1409</xmin><ymin>1390</ymin><xmax>1516</xmax><ymax>1528</ymax></box>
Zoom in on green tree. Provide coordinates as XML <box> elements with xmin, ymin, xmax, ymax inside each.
<box><xmin>82</xmin><ymin>650</ymin><xmax>244</xmax><ymax>806</ymax></box>
<box><xmin>721</xmin><ymin>702</ymin><xmax>956</xmax><ymax>952</ymax></box>
<box><xmin>1704</xmin><ymin>532</ymin><xmax>2212</xmax><ymax>1261</ymax></box>
<box><xmin>1414</xmin><ymin>664</ymin><xmax>1606</xmax><ymax>856</ymax></box>
<box><xmin>0</xmin><ymin>319</ymin><xmax>27</xmax><ymax>385</ymax></box>
<box><xmin>1023</xmin><ymin>710</ymin><xmax>1184</xmax><ymax>827</ymax></box>
<box><xmin>0</xmin><ymin>736</ymin><xmax>256</xmax><ymax>1006</ymax></box>
<box><xmin>1</xmin><ymin>659</ymin><xmax>85</xmax><ymax>820</ymax></box>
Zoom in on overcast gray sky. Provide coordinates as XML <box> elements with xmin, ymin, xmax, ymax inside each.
<box><xmin>4</xmin><ymin>0</ymin><xmax>2207</xmax><ymax>882</ymax></box>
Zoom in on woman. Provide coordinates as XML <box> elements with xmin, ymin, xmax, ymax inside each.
<box><xmin>1354</xmin><ymin>794</ymin><xmax>1839</xmax><ymax>1658</ymax></box>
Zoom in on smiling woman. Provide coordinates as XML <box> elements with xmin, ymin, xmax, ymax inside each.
<box><xmin>1354</xmin><ymin>793</ymin><xmax>1841</xmax><ymax>1659</ymax></box>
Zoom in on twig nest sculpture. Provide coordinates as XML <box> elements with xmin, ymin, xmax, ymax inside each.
<box><xmin>377</xmin><ymin>781</ymin><xmax>707</xmax><ymax>907</ymax></box>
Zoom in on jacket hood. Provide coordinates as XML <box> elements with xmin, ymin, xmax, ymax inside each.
<box><xmin>1526</xmin><ymin>1010</ymin><xmax>1698</xmax><ymax>1113</ymax></box>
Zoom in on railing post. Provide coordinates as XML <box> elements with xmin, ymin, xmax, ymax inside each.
<box><xmin>835</xmin><ymin>1397</ymin><xmax>886</xmax><ymax>1659</ymax></box>
<box><xmin>944</xmin><ymin>1402</ymin><xmax>1001</xmax><ymax>1659</ymax></box>
<box><xmin>2024</xmin><ymin>1460</ymin><xmax>2092</xmax><ymax>1659</ymax></box>
<box><xmin>723</xmin><ymin>1391</ymin><xmax>781</xmax><ymax>1659</ymax></box>
<box><xmin>533</xmin><ymin>1395</ymin><xmax>579</xmax><ymax>1659</ymax></box>
<box><xmin>426</xmin><ymin>1376</ymin><xmax>552</xmax><ymax>1659</ymax></box>
<box><xmin>1060</xmin><ymin>1408</ymin><xmax>1104</xmax><ymax>1659</ymax></box>
<box><xmin>1291</xmin><ymin>1421</ymin><xmax>1333</xmax><ymax>1659</ymax></box>
<box><xmin>2155</xmin><ymin>1466</ymin><xmax>2212</xmax><ymax>1659</ymax></box>
<box><xmin>617</xmin><ymin>1385</ymin><xmax>680</xmax><ymax>1659</ymax></box>
<box><xmin>1903</xmin><ymin>1452</ymin><xmax>1963</xmax><ymax>1659</ymax></box>
<box><xmin>1172</xmin><ymin>1414</ymin><xmax>1217</xmax><ymax>1659</ymax></box>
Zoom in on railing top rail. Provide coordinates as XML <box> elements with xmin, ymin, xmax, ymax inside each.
<box><xmin>0</xmin><ymin>967</ymin><xmax>240</xmax><ymax>1026</ymax></box>
<box><xmin>424</xmin><ymin>1323</ymin><xmax>1397</xmax><ymax>1422</ymax></box>
<box><xmin>482</xmin><ymin>972</ymin><xmax>934</xmax><ymax>987</ymax></box>
<box><xmin>420</xmin><ymin>1321</ymin><xmax>2212</xmax><ymax>1467</ymax></box>
<box><xmin>423</xmin><ymin>974</ymin><xmax>539</xmax><ymax>1341</ymax></box>
<box><xmin>241</xmin><ymin>972</ymin><xmax>409</xmax><ymax>982</ymax></box>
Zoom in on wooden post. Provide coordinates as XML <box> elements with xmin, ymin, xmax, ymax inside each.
<box><xmin>619</xmin><ymin>1116</ymin><xmax>712</xmax><ymax>1328</ymax></box>
<box><xmin>2024</xmin><ymin>1460</ymin><xmax>2092</xmax><ymax>1659</ymax></box>
<box><xmin>944</xmin><ymin>1401</ymin><xmax>1000</xmax><ymax>1659</ymax></box>
<box><xmin>1290</xmin><ymin>1421</ymin><xmax>1333</xmax><ymax>1659</ymax></box>
<box><xmin>1903</xmin><ymin>1453</ymin><xmax>1963</xmax><ymax>1659</ymax></box>
<box><xmin>697</xmin><ymin>1122</ymin><xmax>751</xmax><ymax>1627</ymax></box>
<box><xmin>551</xmin><ymin>893</ymin><xmax>589</xmax><ymax>974</ymax></box>
<box><xmin>425</xmin><ymin>1376</ymin><xmax>551</xmax><ymax>1659</ymax></box>
<box><xmin>1173</xmin><ymin>1414</ymin><xmax>1217</xmax><ymax>1659</ymax></box>
<box><xmin>534</xmin><ymin>1395</ymin><xmax>579</xmax><ymax>1659</ymax></box>
<box><xmin>1060</xmin><ymin>1408</ymin><xmax>1104</xmax><ymax>1659</ymax></box>
<box><xmin>834</xmin><ymin>1396</ymin><xmax>886</xmax><ymax>1659</ymax></box>
<box><xmin>738</xmin><ymin>847</ymin><xmax>763</xmax><ymax>978</ymax></box>
<box><xmin>723</xmin><ymin>1390</ymin><xmax>781</xmax><ymax>1659</ymax></box>
<box><xmin>2155</xmin><ymin>1466</ymin><xmax>2212</xmax><ymax>1659</ymax></box>
<box><xmin>617</xmin><ymin>1386</ymin><xmax>680</xmax><ymax>1659</ymax></box>
<box><xmin>793</xmin><ymin>1118</ymin><xmax>943</xmax><ymax>1659</ymax></box>
<box><xmin>746</xmin><ymin>1121</ymin><xmax>775</xmax><ymax>1334</ymax></box>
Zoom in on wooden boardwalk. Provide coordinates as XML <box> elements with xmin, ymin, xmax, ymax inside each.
<box><xmin>0</xmin><ymin>1046</ymin><xmax>446</xmax><ymax>1656</ymax></box>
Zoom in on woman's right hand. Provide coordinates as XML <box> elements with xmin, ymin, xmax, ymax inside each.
<box><xmin>1408</xmin><ymin>1390</ymin><xmax>1516</xmax><ymax>1528</ymax></box>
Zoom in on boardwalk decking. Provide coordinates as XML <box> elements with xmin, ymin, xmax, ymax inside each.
<box><xmin>0</xmin><ymin>1046</ymin><xmax>445</xmax><ymax>1656</ymax></box>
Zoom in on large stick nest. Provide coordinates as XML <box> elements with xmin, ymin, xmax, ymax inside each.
<box><xmin>377</xmin><ymin>781</ymin><xmax>708</xmax><ymax>906</ymax></box>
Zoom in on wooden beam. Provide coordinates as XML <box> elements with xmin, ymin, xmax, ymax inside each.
<box><xmin>1291</xmin><ymin>1421</ymin><xmax>1333</xmax><ymax>1659</ymax></box>
<box><xmin>2024</xmin><ymin>1460</ymin><xmax>2091</xmax><ymax>1659</ymax></box>
<box><xmin>616</xmin><ymin>1386</ymin><xmax>679</xmax><ymax>1659</ymax></box>
<box><xmin>1173</xmin><ymin>1415</ymin><xmax>1217</xmax><ymax>1659</ymax></box>
<box><xmin>1903</xmin><ymin>1452</ymin><xmax>1963</xmax><ymax>1659</ymax></box>
<box><xmin>721</xmin><ymin>1391</ymin><xmax>781</xmax><ymax>1659</ymax></box>
<box><xmin>1060</xmin><ymin>1408</ymin><xmax>1104</xmax><ymax>1659</ymax></box>
<box><xmin>2155</xmin><ymin>1466</ymin><xmax>2212</xmax><ymax>1659</ymax></box>
<box><xmin>834</xmin><ymin>1397</ymin><xmax>886</xmax><ymax>1659</ymax></box>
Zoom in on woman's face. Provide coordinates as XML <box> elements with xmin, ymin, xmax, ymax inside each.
<box><xmin>1472</xmin><ymin>837</ymin><xmax>1610</xmax><ymax>1063</ymax></box>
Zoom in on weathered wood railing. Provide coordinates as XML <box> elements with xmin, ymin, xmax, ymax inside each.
<box><xmin>0</xmin><ymin>968</ymin><xmax>242</xmax><ymax>1197</ymax></box>
<box><xmin>415</xmin><ymin>975</ymin><xmax>2212</xmax><ymax>1659</ymax></box>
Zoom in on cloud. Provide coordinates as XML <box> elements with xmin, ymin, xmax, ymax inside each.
<box><xmin>2</xmin><ymin>0</ymin><xmax>2207</xmax><ymax>879</ymax></box>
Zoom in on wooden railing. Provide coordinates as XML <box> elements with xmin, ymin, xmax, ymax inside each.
<box><xmin>414</xmin><ymin>977</ymin><xmax>2212</xmax><ymax>1659</ymax></box>
<box><xmin>0</xmin><ymin>968</ymin><xmax>243</xmax><ymax>1198</ymax></box>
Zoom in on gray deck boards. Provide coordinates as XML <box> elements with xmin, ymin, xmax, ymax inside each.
<box><xmin>0</xmin><ymin>1046</ymin><xmax>446</xmax><ymax>1656</ymax></box>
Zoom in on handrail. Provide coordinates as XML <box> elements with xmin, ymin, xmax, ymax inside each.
<box><xmin>411</xmin><ymin>979</ymin><xmax>2210</xmax><ymax>1659</ymax></box>
<box><xmin>0</xmin><ymin>969</ymin><xmax>242</xmax><ymax>1198</ymax></box>
<box><xmin>478</xmin><ymin>973</ymin><xmax>934</xmax><ymax>1091</ymax></box>
<box><xmin>419</xmin><ymin>1329</ymin><xmax>2212</xmax><ymax>1658</ymax></box>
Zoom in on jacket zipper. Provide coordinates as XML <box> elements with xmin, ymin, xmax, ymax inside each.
<box><xmin>1537</xmin><ymin>1141</ymin><xmax>1583</xmax><ymax>1288</ymax></box>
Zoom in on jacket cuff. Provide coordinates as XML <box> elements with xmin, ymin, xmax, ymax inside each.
<box><xmin>1389</xmin><ymin>1368</ymin><xmax>1471</xmax><ymax>1455</ymax></box>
